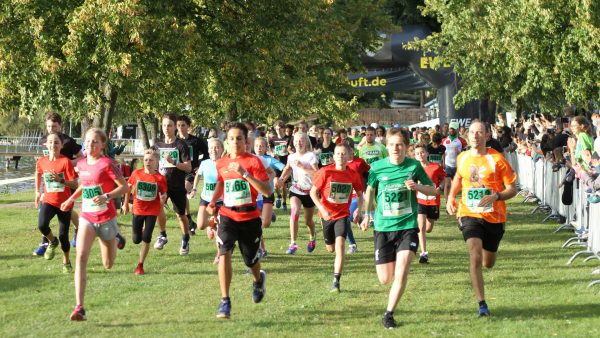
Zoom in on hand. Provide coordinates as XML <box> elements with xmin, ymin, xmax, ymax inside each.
<box><xmin>160</xmin><ymin>193</ymin><xmax>167</xmax><ymax>205</ymax></box>
<box><xmin>319</xmin><ymin>207</ymin><xmax>331</xmax><ymax>221</ymax></box>
<box><xmin>164</xmin><ymin>153</ymin><xmax>173</xmax><ymax>165</ymax></box>
<box><xmin>352</xmin><ymin>208</ymin><xmax>362</xmax><ymax>224</ymax></box>
<box><xmin>359</xmin><ymin>215</ymin><xmax>370</xmax><ymax>231</ymax></box>
<box><xmin>404</xmin><ymin>179</ymin><xmax>416</xmax><ymax>191</ymax></box>
<box><xmin>275</xmin><ymin>179</ymin><xmax>283</xmax><ymax>190</ymax></box>
<box><xmin>478</xmin><ymin>193</ymin><xmax>497</xmax><ymax>207</ymax></box>
<box><xmin>92</xmin><ymin>194</ymin><xmax>108</xmax><ymax>205</ymax></box>
<box><xmin>121</xmin><ymin>204</ymin><xmax>129</xmax><ymax>215</ymax></box>
<box><xmin>226</xmin><ymin>162</ymin><xmax>245</xmax><ymax>176</ymax></box>
<box><xmin>446</xmin><ymin>199</ymin><xmax>457</xmax><ymax>215</ymax></box>
<box><xmin>206</xmin><ymin>204</ymin><xmax>215</xmax><ymax>215</ymax></box>
<box><xmin>50</xmin><ymin>172</ymin><xmax>61</xmax><ymax>182</ymax></box>
<box><xmin>188</xmin><ymin>190</ymin><xmax>196</xmax><ymax>199</ymax></box>
<box><xmin>34</xmin><ymin>191</ymin><xmax>41</xmax><ymax>208</ymax></box>
<box><xmin>60</xmin><ymin>199</ymin><xmax>74</xmax><ymax>212</ymax></box>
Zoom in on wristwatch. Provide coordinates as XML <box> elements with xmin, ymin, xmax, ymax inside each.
<box><xmin>104</xmin><ymin>193</ymin><xmax>112</xmax><ymax>201</ymax></box>
<box><xmin>242</xmin><ymin>171</ymin><xmax>250</xmax><ymax>179</ymax></box>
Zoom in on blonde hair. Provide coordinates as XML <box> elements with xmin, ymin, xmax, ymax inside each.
<box><xmin>208</xmin><ymin>137</ymin><xmax>224</xmax><ymax>149</ymax></box>
<box><xmin>293</xmin><ymin>132</ymin><xmax>313</xmax><ymax>152</ymax></box>
<box><xmin>144</xmin><ymin>149</ymin><xmax>159</xmax><ymax>160</ymax></box>
<box><xmin>85</xmin><ymin>128</ymin><xmax>107</xmax><ymax>144</ymax></box>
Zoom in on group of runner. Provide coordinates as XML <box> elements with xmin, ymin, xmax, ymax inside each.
<box><xmin>33</xmin><ymin>113</ymin><xmax>517</xmax><ymax>329</ymax></box>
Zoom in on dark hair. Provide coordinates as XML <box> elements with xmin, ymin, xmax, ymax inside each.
<box><xmin>341</xmin><ymin>138</ymin><xmax>355</xmax><ymax>149</ymax></box>
<box><xmin>338</xmin><ymin>128</ymin><xmax>347</xmax><ymax>135</ymax></box>
<box><xmin>227</xmin><ymin>122</ymin><xmax>249</xmax><ymax>139</ymax></box>
<box><xmin>45</xmin><ymin>112</ymin><xmax>62</xmax><ymax>124</ymax></box>
<box><xmin>386</xmin><ymin>128</ymin><xmax>410</xmax><ymax>146</ymax></box>
<box><xmin>176</xmin><ymin>115</ymin><xmax>192</xmax><ymax>126</ymax></box>
<box><xmin>432</xmin><ymin>132</ymin><xmax>443</xmax><ymax>144</ymax></box>
<box><xmin>45</xmin><ymin>131</ymin><xmax>63</xmax><ymax>143</ymax></box>
<box><xmin>365</xmin><ymin>126</ymin><xmax>376</xmax><ymax>133</ymax></box>
<box><xmin>162</xmin><ymin>113</ymin><xmax>177</xmax><ymax>125</ymax></box>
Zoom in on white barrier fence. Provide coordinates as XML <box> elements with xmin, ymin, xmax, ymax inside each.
<box><xmin>506</xmin><ymin>152</ymin><xmax>600</xmax><ymax>288</ymax></box>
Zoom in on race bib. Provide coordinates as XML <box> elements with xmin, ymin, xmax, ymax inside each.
<box><xmin>320</xmin><ymin>152</ymin><xmax>333</xmax><ymax>166</ymax></box>
<box><xmin>465</xmin><ymin>187</ymin><xmax>493</xmax><ymax>213</ymax></box>
<box><xmin>327</xmin><ymin>182</ymin><xmax>352</xmax><ymax>204</ymax></box>
<box><xmin>81</xmin><ymin>185</ymin><xmax>107</xmax><ymax>213</ymax></box>
<box><xmin>365</xmin><ymin>157</ymin><xmax>380</xmax><ymax>165</ymax></box>
<box><xmin>201</xmin><ymin>181</ymin><xmax>217</xmax><ymax>201</ymax></box>
<box><xmin>136</xmin><ymin>181</ymin><xmax>158</xmax><ymax>202</ymax></box>
<box><xmin>274</xmin><ymin>143</ymin><xmax>287</xmax><ymax>157</ymax></box>
<box><xmin>382</xmin><ymin>185</ymin><xmax>411</xmax><ymax>217</ymax></box>
<box><xmin>43</xmin><ymin>172</ymin><xmax>65</xmax><ymax>193</ymax></box>
<box><xmin>223</xmin><ymin>179</ymin><xmax>252</xmax><ymax>207</ymax></box>
<box><xmin>42</xmin><ymin>149</ymin><xmax>49</xmax><ymax>156</ymax></box>
<box><xmin>159</xmin><ymin>148</ymin><xmax>179</xmax><ymax>169</ymax></box>
<box><xmin>428</xmin><ymin>154</ymin><xmax>442</xmax><ymax>165</ymax></box>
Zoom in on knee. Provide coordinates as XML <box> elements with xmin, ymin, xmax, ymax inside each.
<box><xmin>379</xmin><ymin>276</ymin><xmax>392</xmax><ymax>285</ymax></box>
<box><xmin>291</xmin><ymin>207</ymin><xmax>300</xmax><ymax>222</ymax></box>
<box><xmin>483</xmin><ymin>261</ymin><xmax>495</xmax><ymax>269</ymax></box>
<box><xmin>132</xmin><ymin>237</ymin><xmax>142</xmax><ymax>245</ymax></box>
<box><xmin>326</xmin><ymin>246</ymin><xmax>335</xmax><ymax>253</ymax></box>
<box><xmin>262</xmin><ymin>220</ymin><xmax>271</xmax><ymax>228</ymax></box>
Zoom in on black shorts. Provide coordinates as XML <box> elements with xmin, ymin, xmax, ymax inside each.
<box><xmin>217</xmin><ymin>215</ymin><xmax>263</xmax><ymax>267</ymax></box>
<box><xmin>185</xmin><ymin>173</ymin><xmax>195</xmax><ymax>184</ymax></box>
<box><xmin>167</xmin><ymin>190</ymin><xmax>187</xmax><ymax>215</ymax></box>
<box><xmin>418</xmin><ymin>204</ymin><xmax>440</xmax><ymax>220</ymax></box>
<box><xmin>374</xmin><ymin>228</ymin><xmax>419</xmax><ymax>265</ymax></box>
<box><xmin>200</xmin><ymin>199</ymin><xmax>223</xmax><ymax>208</ymax></box>
<box><xmin>289</xmin><ymin>191</ymin><xmax>315</xmax><ymax>208</ymax></box>
<box><xmin>458</xmin><ymin>217</ymin><xmax>505</xmax><ymax>252</ymax></box>
<box><xmin>263</xmin><ymin>193</ymin><xmax>275</xmax><ymax>204</ymax></box>
<box><xmin>444</xmin><ymin>166</ymin><xmax>457</xmax><ymax>179</ymax></box>
<box><xmin>322</xmin><ymin>218</ymin><xmax>350</xmax><ymax>245</ymax></box>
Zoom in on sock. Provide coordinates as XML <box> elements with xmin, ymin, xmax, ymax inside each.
<box><xmin>116</xmin><ymin>233</ymin><xmax>124</xmax><ymax>241</ymax></box>
<box><xmin>333</xmin><ymin>273</ymin><xmax>341</xmax><ymax>284</ymax></box>
<box><xmin>479</xmin><ymin>300</ymin><xmax>487</xmax><ymax>307</ymax></box>
<box><xmin>42</xmin><ymin>237</ymin><xmax>49</xmax><ymax>244</ymax></box>
<box><xmin>183</xmin><ymin>233</ymin><xmax>190</xmax><ymax>243</ymax></box>
<box><xmin>222</xmin><ymin>297</ymin><xmax>230</xmax><ymax>302</ymax></box>
<box><xmin>309</xmin><ymin>235</ymin><xmax>316</xmax><ymax>241</ymax></box>
<box><xmin>160</xmin><ymin>231</ymin><xmax>167</xmax><ymax>238</ymax></box>
<box><xmin>291</xmin><ymin>241</ymin><xmax>296</xmax><ymax>245</ymax></box>
<box><xmin>51</xmin><ymin>238</ymin><xmax>59</xmax><ymax>246</ymax></box>
<box><xmin>385</xmin><ymin>310</ymin><xmax>393</xmax><ymax>317</ymax></box>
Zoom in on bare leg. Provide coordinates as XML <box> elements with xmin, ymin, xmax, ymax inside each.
<box><xmin>74</xmin><ymin>225</ymin><xmax>96</xmax><ymax>306</ymax></box>
<box><xmin>218</xmin><ymin>251</ymin><xmax>233</xmax><ymax>297</ymax></box>
<box><xmin>386</xmin><ymin>250</ymin><xmax>415</xmax><ymax>312</ymax></box>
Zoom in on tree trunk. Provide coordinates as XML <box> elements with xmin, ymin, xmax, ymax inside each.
<box><xmin>100</xmin><ymin>83</ymin><xmax>118</xmax><ymax>135</ymax></box>
<box><xmin>137</xmin><ymin>117</ymin><xmax>150</xmax><ymax>149</ymax></box>
<box><xmin>149</xmin><ymin>116</ymin><xmax>159</xmax><ymax>141</ymax></box>
<box><xmin>227</xmin><ymin>102</ymin><xmax>238</xmax><ymax>122</ymax></box>
<box><xmin>80</xmin><ymin>117</ymin><xmax>90</xmax><ymax>136</ymax></box>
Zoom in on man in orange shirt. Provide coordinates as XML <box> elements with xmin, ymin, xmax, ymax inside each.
<box><xmin>446</xmin><ymin>121</ymin><xmax>517</xmax><ymax>317</ymax></box>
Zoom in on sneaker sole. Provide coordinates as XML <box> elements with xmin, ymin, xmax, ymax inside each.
<box><xmin>216</xmin><ymin>313</ymin><xmax>230</xmax><ymax>319</ymax></box>
<box><xmin>70</xmin><ymin>313</ymin><xmax>87</xmax><ymax>321</ymax></box>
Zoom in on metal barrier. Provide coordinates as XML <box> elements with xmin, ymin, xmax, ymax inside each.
<box><xmin>506</xmin><ymin>153</ymin><xmax>600</xmax><ymax>288</ymax></box>
<box><xmin>0</xmin><ymin>136</ymin><xmax>145</xmax><ymax>156</ymax></box>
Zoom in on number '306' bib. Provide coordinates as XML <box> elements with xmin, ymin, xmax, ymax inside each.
<box><xmin>382</xmin><ymin>185</ymin><xmax>411</xmax><ymax>217</ymax></box>
<box><xmin>82</xmin><ymin>185</ymin><xmax>107</xmax><ymax>212</ymax></box>
<box><xmin>224</xmin><ymin>179</ymin><xmax>251</xmax><ymax>207</ymax></box>
<box><xmin>465</xmin><ymin>187</ymin><xmax>493</xmax><ymax>213</ymax></box>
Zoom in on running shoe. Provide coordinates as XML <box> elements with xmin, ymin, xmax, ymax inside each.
<box><xmin>275</xmin><ymin>198</ymin><xmax>281</xmax><ymax>209</ymax></box>
<box><xmin>71</xmin><ymin>232</ymin><xmax>77</xmax><ymax>248</ymax></box>
<box><xmin>70</xmin><ymin>305</ymin><xmax>87</xmax><ymax>321</ymax></box>
<box><xmin>382</xmin><ymin>311</ymin><xmax>397</xmax><ymax>329</ymax></box>
<box><xmin>419</xmin><ymin>252</ymin><xmax>429</xmax><ymax>264</ymax></box>
<box><xmin>189</xmin><ymin>217</ymin><xmax>197</xmax><ymax>236</ymax></box>
<box><xmin>33</xmin><ymin>242</ymin><xmax>48</xmax><ymax>256</ymax></box>
<box><xmin>44</xmin><ymin>239</ymin><xmax>58</xmax><ymax>260</ymax></box>
<box><xmin>271</xmin><ymin>212</ymin><xmax>277</xmax><ymax>222</ymax></box>
<box><xmin>307</xmin><ymin>240</ymin><xmax>316</xmax><ymax>253</ymax></box>
<box><xmin>216</xmin><ymin>299</ymin><xmax>231</xmax><ymax>319</ymax></box>
<box><xmin>179</xmin><ymin>241</ymin><xmax>189</xmax><ymax>256</ymax></box>
<box><xmin>154</xmin><ymin>236</ymin><xmax>168</xmax><ymax>250</ymax></box>
<box><xmin>135</xmin><ymin>263</ymin><xmax>145</xmax><ymax>275</ymax></box>
<box><xmin>479</xmin><ymin>303</ymin><xmax>490</xmax><ymax>317</ymax></box>
<box><xmin>252</xmin><ymin>270</ymin><xmax>267</xmax><ymax>303</ymax></box>
<box><xmin>347</xmin><ymin>244</ymin><xmax>358</xmax><ymax>254</ymax></box>
<box><xmin>282</xmin><ymin>203</ymin><xmax>287</xmax><ymax>212</ymax></box>
<box><xmin>116</xmin><ymin>234</ymin><xmax>126</xmax><ymax>250</ymax></box>
<box><xmin>261</xmin><ymin>250</ymin><xmax>268</xmax><ymax>258</ymax></box>
<box><xmin>63</xmin><ymin>262</ymin><xmax>73</xmax><ymax>274</ymax></box>
<box><xmin>286</xmin><ymin>243</ymin><xmax>298</xmax><ymax>255</ymax></box>
<box><xmin>330</xmin><ymin>281</ymin><xmax>341</xmax><ymax>293</ymax></box>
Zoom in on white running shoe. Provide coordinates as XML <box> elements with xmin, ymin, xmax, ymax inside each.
<box><xmin>154</xmin><ymin>236</ymin><xmax>168</xmax><ymax>250</ymax></box>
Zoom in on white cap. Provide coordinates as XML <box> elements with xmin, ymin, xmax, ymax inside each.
<box><xmin>370</xmin><ymin>123</ymin><xmax>379</xmax><ymax>128</ymax></box>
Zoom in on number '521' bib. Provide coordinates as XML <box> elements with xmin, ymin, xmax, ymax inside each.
<box><xmin>465</xmin><ymin>187</ymin><xmax>493</xmax><ymax>213</ymax></box>
<box><xmin>224</xmin><ymin>179</ymin><xmax>251</xmax><ymax>207</ymax></box>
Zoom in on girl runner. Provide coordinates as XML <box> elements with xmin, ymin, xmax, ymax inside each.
<box><xmin>35</xmin><ymin>132</ymin><xmax>78</xmax><ymax>272</ymax></box>
<box><xmin>121</xmin><ymin>149</ymin><xmax>168</xmax><ymax>275</ymax></box>
<box><xmin>60</xmin><ymin>128</ymin><xmax>128</xmax><ymax>321</ymax></box>
<box><xmin>314</xmin><ymin>127</ymin><xmax>336</xmax><ymax>168</ymax></box>
<box><xmin>276</xmin><ymin>132</ymin><xmax>319</xmax><ymax>254</ymax></box>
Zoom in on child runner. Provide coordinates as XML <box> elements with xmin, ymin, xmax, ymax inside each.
<box><xmin>413</xmin><ymin>144</ymin><xmax>447</xmax><ymax>263</ymax></box>
<box><xmin>60</xmin><ymin>128</ymin><xmax>128</xmax><ymax>321</ymax></box>
<box><xmin>310</xmin><ymin>143</ymin><xmax>364</xmax><ymax>292</ymax></box>
<box><xmin>122</xmin><ymin>149</ymin><xmax>168</xmax><ymax>275</ymax></box>
<box><xmin>343</xmin><ymin>139</ymin><xmax>370</xmax><ymax>253</ymax></box>
<box><xmin>207</xmin><ymin>122</ymin><xmax>271</xmax><ymax>319</ymax></box>
<box><xmin>314</xmin><ymin>127</ymin><xmax>336</xmax><ymax>168</ymax></box>
<box><xmin>152</xmin><ymin>113</ymin><xmax>192</xmax><ymax>255</ymax></box>
<box><xmin>360</xmin><ymin>128</ymin><xmax>438</xmax><ymax>329</ymax></box>
<box><xmin>276</xmin><ymin>132</ymin><xmax>319</xmax><ymax>254</ymax></box>
<box><xmin>35</xmin><ymin>132</ymin><xmax>78</xmax><ymax>272</ymax></box>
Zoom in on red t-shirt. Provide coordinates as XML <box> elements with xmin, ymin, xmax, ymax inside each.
<box><xmin>312</xmin><ymin>166</ymin><xmax>364</xmax><ymax>220</ymax></box>
<box><xmin>36</xmin><ymin>155</ymin><xmax>77</xmax><ymax>208</ymax></box>
<box><xmin>417</xmin><ymin>162</ymin><xmax>446</xmax><ymax>206</ymax></box>
<box><xmin>77</xmin><ymin>157</ymin><xmax>123</xmax><ymax>223</ymax></box>
<box><xmin>128</xmin><ymin>169</ymin><xmax>167</xmax><ymax>216</ymax></box>
<box><xmin>216</xmin><ymin>153</ymin><xmax>270</xmax><ymax>222</ymax></box>
<box><xmin>347</xmin><ymin>156</ymin><xmax>370</xmax><ymax>197</ymax></box>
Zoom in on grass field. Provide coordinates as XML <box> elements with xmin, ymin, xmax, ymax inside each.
<box><xmin>0</xmin><ymin>192</ymin><xmax>599</xmax><ymax>337</ymax></box>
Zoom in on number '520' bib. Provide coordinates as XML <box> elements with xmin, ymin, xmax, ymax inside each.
<box><xmin>382</xmin><ymin>184</ymin><xmax>411</xmax><ymax>217</ymax></box>
<box><xmin>224</xmin><ymin>179</ymin><xmax>251</xmax><ymax>207</ymax></box>
<box><xmin>274</xmin><ymin>144</ymin><xmax>287</xmax><ymax>157</ymax></box>
<box><xmin>136</xmin><ymin>181</ymin><xmax>157</xmax><ymax>201</ymax></box>
<box><xmin>159</xmin><ymin>149</ymin><xmax>179</xmax><ymax>168</ymax></box>
<box><xmin>82</xmin><ymin>185</ymin><xmax>107</xmax><ymax>213</ymax></box>
<box><xmin>327</xmin><ymin>182</ymin><xmax>352</xmax><ymax>204</ymax></box>
<box><xmin>465</xmin><ymin>187</ymin><xmax>493</xmax><ymax>213</ymax></box>
<box><xmin>43</xmin><ymin>172</ymin><xmax>65</xmax><ymax>193</ymax></box>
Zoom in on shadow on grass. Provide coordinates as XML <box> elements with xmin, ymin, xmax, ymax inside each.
<box><xmin>0</xmin><ymin>274</ymin><xmax>59</xmax><ymax>292</ymax></box>
<box><xmin>492</xmin><ymin>303</ymin><xmax>600</xmax><ymax>319</ymax></box>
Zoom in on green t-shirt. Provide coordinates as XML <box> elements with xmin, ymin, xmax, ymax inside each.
<box><xmin>367</xmin><ymin>157</ymin><xmax>433</xmax><ymax>232</ymax></box>
<box><xmin>359</xmin><ymin>143</ymin><xmax>388</xmax><ymax>165</ymax></box>
<box><xmin>575</xmin><ymin>133</ymin><xmax>593</xmax><ymax>171</ymax></box>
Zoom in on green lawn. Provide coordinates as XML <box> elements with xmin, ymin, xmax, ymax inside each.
<box><xmin>0</xmin><ymin>193</ymin><xmax>598</xmax><ymax>337</ymax></box>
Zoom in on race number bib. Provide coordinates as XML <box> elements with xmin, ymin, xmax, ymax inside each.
<box><xmin>43</xmin><ymin>172</ymin><xmax>65</xmax><ymax>193</ymax></box>
<box><xmin>42</xmin><ymin>149</ymin><xmax>49</xmax><ymax>156</ymax></box>
<box><xmin>159</xmin><ymin>148</ymin><xmax>179</xmax><ymax>168</ymax></box>
<box><xmin>201</xmin><ymin>181</ymin><xmax>217</xmax><ymax>201</ymax></box>
<box><xmin>320</xmin><ymin>152</ymin><xmax>333</xmax><ymax>166</ymax></box>
<box><xmin>465</xmin><ymin>187</ymin><xmax>493</xmax><ymax>213</ymax></box>
<box><xmin>136</xmin><ymin>181</ymin><xmax>158</xmax><ymax>201</ymax></box>
<box><xmin>82</xmin><ymin>185</ymin><xmax>107</xmax><ymax>213</ymax></box>
<box><xmin>327</xmin><ymin>182</ymin><xmax>352</xmax><ymax>204</ymax></box>
<box><xmin>274</xmin><ymin>143</ymin><xmax>287</xmax><ymax>157</ymax></box>
<box><xmin>428</xmin><ymin>154</ymin><xmax>442</xmax><ymax>165</ymax></box>
<box><xmin>382</xmin><ymin>185</ymin><xmax>411</xmax><ymax>217</ymax></box>
<box><xmin>223</xmin><ymin>179</ymin><xmax>252</xmax><ymax>207</ymax></box>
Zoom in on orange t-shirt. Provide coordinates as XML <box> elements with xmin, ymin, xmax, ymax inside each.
<box><xmin>456</xmin><ymin>148</ymin><xmax>516</xmax><ymax>223</ymax></box>
<box><xmin>36</xmin><ymin>155</ymin><xmax>77</xmax><ymax>208</ymax></box>
<box><xmin>128</xmin><ymin>169</ymin><xmax>168</xmax><ymax>216</ymax></box>
<box><xmin>216</xmin><ymin>153</ymin><xmax>270</xmax><ymax>222</ymax></box>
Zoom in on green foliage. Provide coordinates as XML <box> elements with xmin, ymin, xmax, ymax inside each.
<box><xmin>409</xmin><ymin>0</ymin><xmax>600</xmax><ymax>112</ymax></box>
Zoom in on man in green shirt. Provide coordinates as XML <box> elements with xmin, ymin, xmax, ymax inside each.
<box><xmin>358</xmin><ymin>126</ymin><xmax>388</xmax><ymax>164</ymax></box>
<box><xmin>360</xmin><ymin>128</ymin><xmax>438</xmax><ymax>329</ymax></box>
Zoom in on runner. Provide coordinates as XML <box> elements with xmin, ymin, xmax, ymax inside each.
<box><xmin>270</xmin><ymin>121</ymin><xmax>291</xmax><ymax>211</ymax></box>
<box><xmin>152</xmin><ymin>113</ymin><xmax>192</xmax><ymax>255</ymax></box>
<box><xmin>121</xmin><ymin>149</ymin><xmax>168</xmax><ymax>275</ymax></box>
<box><xmin>310</xmin><ymin>143</ymin><xmax>364</xmax><ymax>292</ymax></box>
<box><xmin>413</xmin><ymin>144</ymin><xmax>447</xmax><ymax>264</ymax></box>
<box><xmin>446</xmin><ymin>121</ymin><xmax>517</xmax><ymax>317</ymax></box>
<box><xmin>343</xmin><ymin>139</ymin><xmax>370</xmax><ymax>253</ymax></box>
<box><xmin>359</xmin><ymin>128</ymin><xmax>438</xmax><ymax>329</ymax></box>
<box><xmin>60</xmin><ymin>128</ymin><xmax>128</xmax><ymax>321</ymax></box>
<box><xmin>426</xmin><ymin>132</ymin><xmax>446</xmax><ymax>167</ymax></box>
<box><xmin>358</xmin><ymin>126</ymin><xmax>388</xmax><ymax>165</ymax></box>
<box><xmin>206</xmin><ymin>122</ymin><xmax>271</xmax><ymax>319</ymax></box>
<box><xmin>276</xmin><ymin>132</ymin><xmax>319</xmax><ymax>254</ymax></box>
<box><xmin>34</xmin><ymin>132</ymin><xmax>78</xmax><ymax>272</ymax></box>
<box><xmin>314</xmin><ymin>127</ymin><xmax>336</xmax><ymax>168</ymax></box>
<box><xmin>441</xmin><ymin>122</ymin><xmax>467</xmax><ymax>199</ymax></box>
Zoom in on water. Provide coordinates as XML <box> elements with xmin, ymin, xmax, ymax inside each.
<box><xmin>0</xmin><ymin>156</ymin><xmax>36</xmax><ymax>193</ymax></box>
